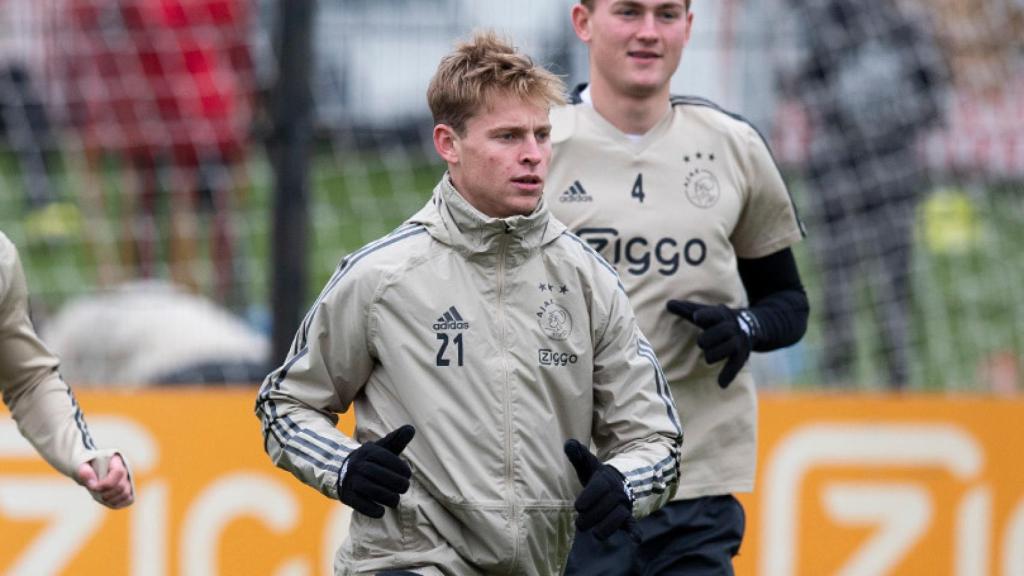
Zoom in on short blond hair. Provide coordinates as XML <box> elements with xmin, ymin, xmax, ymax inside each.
<box><xmin>428</xmin><ymin>31</ymin><xmax>565</xmax><ymax>135</ymax></box>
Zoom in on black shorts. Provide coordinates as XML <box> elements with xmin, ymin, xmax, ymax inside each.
<box><xmin>564</xmin><ymin>495</ymin><xmax>746</xmax><ymax>576</ymax></box>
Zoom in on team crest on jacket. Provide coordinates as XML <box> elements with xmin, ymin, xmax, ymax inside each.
<box><xmin>537</xmin><ymin>300</ymin><xmax>572</xmax><ymax>340</ymax></box>
<box><xmin>682</xmin><ymin>151</ymin><xmax>721</xmax><ymax>209</ymax></box>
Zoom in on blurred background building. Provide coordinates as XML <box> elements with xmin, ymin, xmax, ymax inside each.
<box><xmin>0</xmin><ymin>0</ymin><xmax>1021</xmax><ymax>391</ymax></box>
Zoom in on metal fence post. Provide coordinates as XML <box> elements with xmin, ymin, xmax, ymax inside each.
<box><xmin>269</xmin><ymin>0</ymin><xmax>316</xmax><ymax>366</ymax></box>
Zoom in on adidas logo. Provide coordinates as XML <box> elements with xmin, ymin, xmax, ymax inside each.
<box><xmin>433</xmin><ymin>305</ymin><xmax>470</xmax><ymax>331</ymax></box>
<box><xmin>559</xmin><ymin>180</ymin><xmax>593</xmax><ymax>203</ymax></box>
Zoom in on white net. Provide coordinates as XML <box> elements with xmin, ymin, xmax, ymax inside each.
<box><xmin>2</xmin><ymin>0</ymin><xmax>261</xmax><ymax>313</ymax></box>
<box><xmin>0</xmin><ymin>0</ymin><xmax>1021</xmax><ymax>389</ymax></box>
<box><xmin>770</xmin><ymin>0</ymin><xmax>1024</xmax><ymax>390</ymax></box>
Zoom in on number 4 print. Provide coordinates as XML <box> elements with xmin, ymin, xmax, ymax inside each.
<box><xmin>631</xmin><ymin>174</ymin><xmax>645</xmax><ymax>203</ymax></box>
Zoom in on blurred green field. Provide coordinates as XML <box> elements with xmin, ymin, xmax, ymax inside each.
<box><xmin>0</xmin><ymin>145</ymin><xmax>443</xmax><ymax>312</ymax></box>
<box><xmin>789</xmin><ymin>181</ymin><xmax>1024</xmax><ymax>391</ymax></box>
<box><xmin>2</xmin><ymin>145</ymin><xmax>1022</xmax><ymax>390</ymax></box>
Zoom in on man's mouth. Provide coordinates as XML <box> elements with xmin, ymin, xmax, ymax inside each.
<box><xmin>511</xmin><ymin>175</ymin><xmax>543</xmax><ymax>189</ymax></box>
<box><xmin>628</xmin><ymin>50</ymin><xmax>661</xmax><ymax>61</ymax></box>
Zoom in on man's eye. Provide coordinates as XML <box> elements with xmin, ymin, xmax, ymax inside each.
<box><xmin>659</xmin><ymin>10</ymin><xmax>682</xmax><ymax>21</ymax></box>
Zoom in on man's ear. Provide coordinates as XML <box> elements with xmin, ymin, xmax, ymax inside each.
<box><xmin>571</xmin><ymin>4</ymin><xmax>593</xmax><ymax>43</ymax></box>
<box><xmin>682</xmin><ymin>10</ymin><xmax>694</xmax><ymax>46</ymax></box>
<box><xmin>433</xmin><ymin>124</ymin><xmax>460</xmax><ymax>164</ymax></box>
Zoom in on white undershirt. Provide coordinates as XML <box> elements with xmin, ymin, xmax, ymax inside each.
<box><xmin>578</xmin><ymin>86</ymin><xmax>645</xmax><ymax>142</ymax></box>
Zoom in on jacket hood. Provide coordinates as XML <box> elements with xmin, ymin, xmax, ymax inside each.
<box><xmin>407</xmin><ymin>174</ymin><xmax>566</xmax><ymax>255</ymax></box>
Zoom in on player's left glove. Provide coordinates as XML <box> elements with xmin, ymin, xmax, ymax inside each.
<box><xmin>564</xmin><ymin>439</ymin><xmax>639</xmax><ymax>542</ymax></box>
<box><xmin>666</xmin><ymin>300</ymin><xmax>761</xmax><ymax>389</ymax></box>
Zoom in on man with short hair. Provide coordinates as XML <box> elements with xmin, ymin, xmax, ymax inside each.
<box><xmin>256</xmin><ymin>31</ymin><xmax>681</xmax><ymax>575</ymax></box>
<box><xmin>1</xmin><ymin>231</ymin><xmax>134</xmax><ymax>509</ymax></box>
<box><xmin>547</xmin><ymin>1</ymin><xmax>809</xmax><ymax>573</ymax></box>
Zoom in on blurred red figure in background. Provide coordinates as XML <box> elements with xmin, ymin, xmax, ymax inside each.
<box><xmin>64</xmin><ymin>0</ymin><xmax>253</xmax><ymax>307</ymax></box>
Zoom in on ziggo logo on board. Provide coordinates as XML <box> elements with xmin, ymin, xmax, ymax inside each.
<box><xmin>760</xmin><ymin>423</ymin><xmax>1024</xmax><ymax>576</ymax></box>
<box><xmin>0</xmin><ymin>417</ymin><xmax>351</xmax><ymax>576</ymax></box>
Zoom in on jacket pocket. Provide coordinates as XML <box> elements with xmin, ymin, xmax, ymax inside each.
<box><xmin>350</xmin><ymin>506</ymin><xmax>405</xmax><ymax>560</ymax></box>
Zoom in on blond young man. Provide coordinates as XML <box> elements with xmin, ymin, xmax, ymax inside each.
<box><xmin>1</xmin><ymin>231</ymin><xmax>134</xmax><ymax>509</ymax></box>
<box><xmin>547</xmin><ymin>1</ymin><xmax>809</xmax><ymax>573</ymax></box>
<box><xmin>256</xmin><ymin>32</ymin><xmax>681</xmax><ymax>575</ymax></box>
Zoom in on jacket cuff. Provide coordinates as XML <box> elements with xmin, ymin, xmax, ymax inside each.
<box><xmin>606</xmin><ymin>463</ymin><xmax>637</xmax><ymax>514</ymax></box>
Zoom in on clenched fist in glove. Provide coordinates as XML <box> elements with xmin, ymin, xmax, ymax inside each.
<box><xmin>666</xmin><ymin>300</ymin><xmax>761</xmax><ymax>389</ymax></box>
<box><xmin>564</xmin><ymin>439</ymin><xmax>639</xmax><ymax>542</ymax></box>
<box><xmin>337</xmin><ymin>425</ymin><xmax>415</xmax><ymax>518</ymax></box>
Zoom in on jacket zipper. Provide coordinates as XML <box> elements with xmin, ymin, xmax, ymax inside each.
<box><xmin>496</xmin><ymin>229</ymin><xmax>519</xmax><ymax>568</ymax></box>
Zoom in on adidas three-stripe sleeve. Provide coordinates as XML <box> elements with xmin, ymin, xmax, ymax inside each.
<box><xmin>256</xmin><ymin>256</ymin><xmax>377</xmax><ymax>500</ymax></box>
<box><xmin>0</xmin><ymin>231</ymin><xmax>110</xmax><ymax>479</ymax></box>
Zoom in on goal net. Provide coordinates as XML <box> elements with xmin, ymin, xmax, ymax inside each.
<box><xmin>0</xmin><ymin>0</ymin><xmax>1020</xmax><ymax>390</ymax></box>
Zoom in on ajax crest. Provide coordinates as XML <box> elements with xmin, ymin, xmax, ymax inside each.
<box><xmin>683</xmin><ymin>151</ymin><xmax>721</xmax><ymax>209</ymax></box>
<box><xmin>537</xmin><ymin>300</ymin><xmax>572</xmax><ymax>341</ymax></box>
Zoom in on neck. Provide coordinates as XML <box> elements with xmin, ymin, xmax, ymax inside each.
<box><xmin>587</xmin><ymin>77</ymin><xmax>670</xmax><ymax>135</ymax></box>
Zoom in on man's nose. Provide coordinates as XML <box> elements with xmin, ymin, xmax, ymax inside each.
<box><xmin>636</xmin><ymin>13</ymin><xmax>659</xmax><ymax>41</ymax></box>
<box><xmin>521</xmin><ymin>137</ymin><xmax>543</xmax><ymax>165</ymax></box>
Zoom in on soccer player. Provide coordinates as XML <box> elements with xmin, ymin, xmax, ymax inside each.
<box><xmin>256</xmin><ymin>31</ymin><xmax>681</xmax><ymax>575</ymax></box>
<box><xmin>785</xmin><ymin>0</ymin><xmax>945</xmax><ymax>389</ymax></box>
<box><xmin>546</xmin><ymin>1</ymin><xmax>809</xmax><ymax>573</ymax></box>
<box><xmin>0</xmin><ymin>231</ymin><xmax>134</xmax><ymax>509</ymax></box>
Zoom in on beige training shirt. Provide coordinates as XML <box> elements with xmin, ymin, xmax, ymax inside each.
<box><xmin>548</xmin><ymin>94</ymin><xmax>804</xmax><ymax>499</ymax></box>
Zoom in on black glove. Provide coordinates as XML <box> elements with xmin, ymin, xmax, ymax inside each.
<box><xmin>564</xmin><ymin>439</ymin><xmax>639</xmax><ymax>542</ymax></box>
<box><xmin>666</xmin><ymin>300</ymin><xmax>760</xmax><ymax>388</ymax></box>
<box><xmin>337</xmin><ymin>425</ymin><xmax>415</xmax><ymax>518</ymax></box>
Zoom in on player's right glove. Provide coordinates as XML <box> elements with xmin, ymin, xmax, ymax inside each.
<box><xmin>337</xmin><ymin>425</ymin><xmax>415</xmax><ymax>518</ymax></box>
<box><xmin>564</xmin><ymin>439</ymin><xmax>640</xmax><ymax>542</ymax></box>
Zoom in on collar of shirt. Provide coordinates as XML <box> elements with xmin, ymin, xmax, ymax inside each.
<box><xmin>578</xmin><ymin>85</ymin><xmax>645</xmax><ymax>142</ymax></box>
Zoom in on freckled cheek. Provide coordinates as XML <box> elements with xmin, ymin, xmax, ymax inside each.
<box><xmin>483</xmin><ymin>153</ymin><xmax>515</xmax><ymax>177</ymax></box>
<box><xmin>469</xmin><ymin>151</ymin><xmax>499</xmax><ymax>176</ymax></box>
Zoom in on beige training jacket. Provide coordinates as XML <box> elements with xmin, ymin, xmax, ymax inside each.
<box><xmin>0</xmin><ymin>231</ymin><xmax>116</xmax><ymax>479</ymax></box>
<box><xmin>257</xmin><ymin>177</ymin><xmax>682</xmax><ymax>575</ymax></box>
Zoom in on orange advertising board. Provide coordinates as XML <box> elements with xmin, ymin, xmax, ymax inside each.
<box><xmin>736</xmin><ymin>394</ymin><xmax>1024</xmax><ymax>576</ymax></box>
<box><xmin>2</xmin><ymin>390</ymin><xmax>1023</xmax><ymax>575</ymax></box>
<box><xmin>1</xmin><ymin>388</ymin><xmax>356</xmax><ymax>576</ymax></box>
